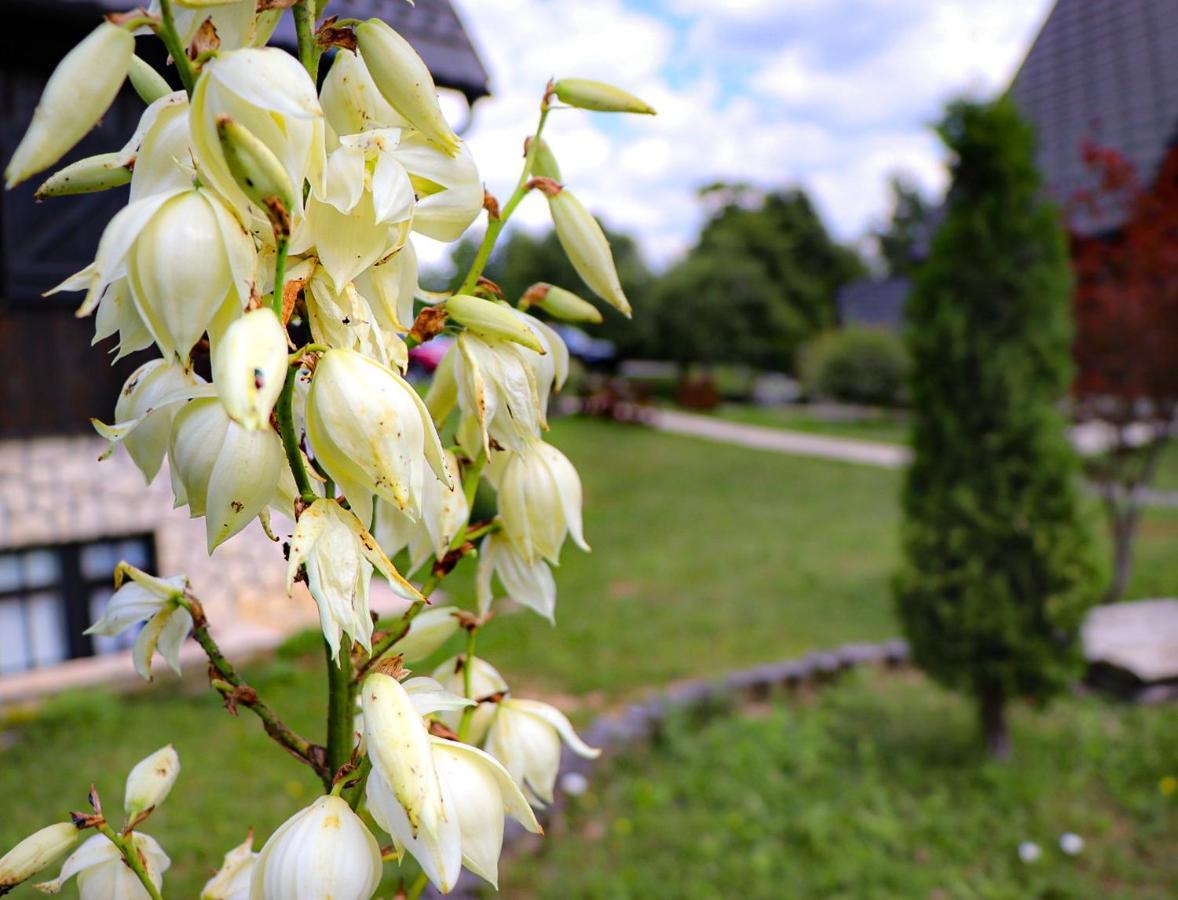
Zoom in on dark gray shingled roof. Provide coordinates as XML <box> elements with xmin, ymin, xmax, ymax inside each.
<box><xmin>836</xmin><ymin>277</ymin><xmax>911</xmax><ymax>331</ymax></box>
<box><xmin>1009</xmin><ymin>0</ymin><xmax>1178</xmax><ymax>228</ymax></box>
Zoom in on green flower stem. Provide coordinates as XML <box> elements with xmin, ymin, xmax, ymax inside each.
<box><xmin>325</xmin><ymin>642</ymin><xmax>354</xmax><ymax>780</ymax></box>
<box><xmin>342</xmin><ymin>755</ymin><xmax>371</xmax><ymax>811</ymax></box>
<box><xmin>293</xmin><ymin>0</ymin><xmax>321</xmax><ymax>82</ymax></box>
<box><xmin>277</xmin><ymin>367</ymin><xmax>317</xmax><ymax>504</ymax></box>
<box><xmin>155</xmin><ymin>0</ymin><xmax>197</xmax><ymax>95</ymax></box>
<box><xmin>455</xmin><ymin>102</ymin><xmax>552</xmax><ymax>295</ymax></box>
<box><xmin>406</xmin><ymin>871</ymin><xmax>430</xmax><ymax>900</ymax></box>
<box><xmin>96</xmin><ymin>823</ymin><xmax>163</xmax><ymax>900</ymax></box>
<box><xmin>457</xmin><ymin>628</ymin><xmax>479</xmax><ymax>742</ymax></box>
<box><xmin>182</xmin><ymin>595</ymin><xmax>331</xmax><ymax>786</ymax></box>
<box><xmin>272</xmin><ymin>237</ymin><xmax>289</xmax><ymax>319</ymax></box>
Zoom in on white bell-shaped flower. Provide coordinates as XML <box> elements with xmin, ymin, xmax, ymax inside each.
<box><xmin>212</xmin><ymin>307</ymin><xmax>289</xmax><ymax>431</ymax></box>
<box><xmin>293</xmin><ymin>129</ymin><xmax>414</xmax><ymax>289</ymax></box>
<box><xmin>285</xmin><ymin>499</ymin><xmax>419</xmax><ymax>661</ymax></box>
<box><xmin>91</xmin><ymin>278</ymin><xmax>154</xmax><ymax>361</ymax></box>
<box><xmin>147</xmin><ymin>0</ymin><xmax>278</xmax><ymax>51</ymax></box>
<box><xmin>388</xmin><ymin>606</ymin><xmax>462</xmax><ymax>663</ymax></box>
<box><xmin>0</xmin><ymin>823</ymin><xmax>80</xmax><ymax>892</ymax></box>
<box><xmin>476</xmin><ymin>532</ymin><xmax>557</xmax><ymax>622</ymax></box>
<box><xmin>485</xmin><ymin>698</ymin><xmax>600</xmax><ymax>806</ymax></box>
<box><xmin>84</xmin><ymin>564</ymin><xmax>192</xmax><ymax>682</ymax></box>
<box><xmin>35</xmin><ymin>832</ymin><xmax>170</xmax><ymax>899</ymax></box>
<box><xmin>305</xmin><ymin>349</ymin><xmax>451</xmax><ymax>527</ymax></box>
<box><xmin>430</xmin><ymin>655</ymin><xmax>509</xmax><ymax>744</ymax></box>
<box><xmin>124</xmin><ymin>744</ymin><xmax>180</xmax><ymax>819</ymax></box>
<box><xmin>489</xmin><ymin>438</ymin><xmax>589</xmax><ymax>565</ymax></box>
<box><xmin>250</xmin><ymin>796</ymin><xmax>381</xmax><ymax>900</ymax></box>
<box><xmin>190</xmin><ymin>48</ymin><xmax>325</xmax><ymax>237</ymax></box>
<box><xmin>375</xmin><ymin>449</ymin><xmax>467</xmax><ymax>572</ymax></box>
<box><xmin>321</xmin><ymin>48</ymin><xmax>409</xmax><ymax>138</ymax></box>
<box><xmin>304</xmin><ymin>269</ymin><xmax>405</xmax><ymax>369</ymax></box>
<box><xmin>200</xmin><ymin>833</ymin><xmax>255</xmax><ymax>900</ymax></box>
<box><xmin>168</xmin><ymin>397</ymin><xmax>284</xmax><ymax>552</ymax></box>
<box><xmin>395</xmin><ymin>134</ymin><xmax>483</xmax><ymax>242</ymax></box>
<box><xmin>353</xmin><ymin>241</ymin><xmax>419</xmax><ymax>334</ymax></box>
<box><xmin>125</xmin><ymin>92</ymin><xmax>193</xmax><ymax>202</ymax></box>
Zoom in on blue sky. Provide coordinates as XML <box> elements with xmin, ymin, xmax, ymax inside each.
<box><xmin>439</xmin><ymin>0</ymin><xmax>1055</xmax><ymax>270</ymax></box>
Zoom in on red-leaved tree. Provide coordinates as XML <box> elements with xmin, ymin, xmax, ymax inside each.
<box><xmin>1069</xmin><ymin>139</ymin><xmax>1178</xmax><ymax>602</ymax></box>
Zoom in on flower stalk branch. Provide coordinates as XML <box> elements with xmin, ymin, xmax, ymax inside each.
<box><xmin>154</xmin><ymin>0</ymin><xmax>197</xmax><ymax>94</ymax></box>
<box><xmin>95</xmin><ymin>822</ymin><xmax>164</xmax><ymax>900</ymax></box>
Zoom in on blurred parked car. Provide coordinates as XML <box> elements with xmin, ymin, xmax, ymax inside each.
<box><xmin>556</xmin><ymin>325</ymin><xmax>616</xmax><ymax>366</ymax></box>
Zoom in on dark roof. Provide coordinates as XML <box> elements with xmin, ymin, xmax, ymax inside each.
<box><xmin>1009</xmin><ymin>0</ymin><xmax>1178</xmax><ymax>229</ymax></box>
<box><xmin>836</xmin><ymin>277</ymin><xmax>910</xmax><ymax>332</ymax></box>
<box><xmin>15</xmin><ymin>0</ymin><xmax>489</xmax><ymax>102</ymax></box>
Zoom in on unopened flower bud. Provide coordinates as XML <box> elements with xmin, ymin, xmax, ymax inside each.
<box><xmin>216</xmin><ymin>115</ymin><xmax>295</xmax><ymax>238</ymax></box>
<box><xmin>128</xmin><ymin>55</ymin><xmax>172</xmax><ymax>105</ymax></box>
<box><xmin>553</xmin><ymin>78</ymin><xmax>656</xmax><ymax>115</ymax></box>
<box><xmin>446</xmin><ymin>295</ymin><xmax>545</xmax><ymax>353</ymax></box>
<box><xmin>212</xmin><ymin>308</ymin><xmax>288</xmax><ymax>431</ymax></box>
<box><xmin>124</xmin><ymin>744</ymin><xmax>181</xmax><ymax>819</ymax></box>
<box><xmin>526</xmin><ymin>283</ymin><xmax>603</xmax><ymax>324</ymax></box>
<box><xmin>528</xmin><ymin>138</ymin><xmax>562</xmax><ymax>181</ymax></box>
<box><xmin>34</xmin><ymin>153</ymin><xmax>132</xmax><ymax>199</ymax></box>
<box><xmin>0</xmin><ymin>823</ymin><xmax>80</xmax><ymax>891</ymax></box>
<box><xmin>356</xmin><ymin>19</ymin><xmax>462</xmax><ymax>156</ymax></box>
<box><xmin>5</xmin><ymin>22</ymin><xmax>134</xmax><ymax>188</ymax></box>
<box><xmin>200</xmin><ymin>832</ymin><xmax>255</xmax><ymax>900</ymax></box>
<box><xmin>545</xmin><ymin>187</ymin><xmax>632</xmax><ymax>317</ymax></box>
<box><xmin>424</xmin><ymin>347</ymin><xmax>458</xmax><ymax>425</ymax></box>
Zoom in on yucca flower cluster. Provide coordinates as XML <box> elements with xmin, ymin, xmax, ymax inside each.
<box><xmin>1</xmin><ymin>2</ymin><xmax>652</xmax><ymax>897</ymax></box>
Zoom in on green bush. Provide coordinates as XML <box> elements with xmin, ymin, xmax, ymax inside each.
<box><xmin>800</xmin><ymin>327</ymin><xmax>909</xmax><ymax>406</ymax></box>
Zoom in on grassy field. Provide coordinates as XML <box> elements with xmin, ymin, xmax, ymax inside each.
<box><xmin>504</xmin><ymin>670</ymin><xmax>1178</xmax><ymax>899</ymax></box>
<box><xmin>0</xmin><ymin>417</ymin><xmax>1174</xmax><ymax>895</ymax></box>
<box><xmin>710</xmin><ymin>404</ymin><xmax>911</xmax><ymax>445</ymax></box>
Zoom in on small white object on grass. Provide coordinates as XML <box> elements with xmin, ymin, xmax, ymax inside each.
<box><xmin>1018</xmin><ymin>841</ymin><xmax>1042</xmax><ymax>863</ymax></box>
<box><xmin>1059</xmin><ymin>832</ymin><xmax>1085</xmax><ymax>856</ymax></box>
<box><xmin>560</xmin><ymin>771</ymin><xmax>590</xmax><ymax>797</ymax></box>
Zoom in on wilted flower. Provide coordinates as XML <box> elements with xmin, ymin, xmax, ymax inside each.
<box><xmin>0</xmin><ymin>823</ymin><xmax>80</xmax><ymax>893</ymax></box>
<box><xmin>430</xmin><ymin>655</ymin><xmax>509</xmax><ymax>744</ymax></box>
<box><xmin>355</xmin><ymin>19</ymin><xmax>462</xmax><ymax>156</ymax></box>
<box><xmin>375</xmin><ymin>449</ymin><xmax>468</xmax><ymax>572</ymax></box>
<box><xmin>485</xmin><ymin>698</ymin><xmax>600</xmax><ymax>807</ymax></box>
<box><xmin>200</xmin><ymin>832</ymin><xmax>255</xmax><ymax>900</ymax></box>
<box><xmin>35</xmin><ymin>832</ymin><xmax>170</xmax><ymax>898</ymax></box>
<box><xmin>490</xmin><ymin>438</ymin><xmax>589</xmax><ymax>564</ymax></box>
<box><xmin>84</xmin><ymin>564</ymin><xmax>192</xmax><ymax>682</ymax></box>
<box><xmin>124</xmin><ymin>745</ymin><xmax>180</xmax><ymax>820</ymax></box>
<box><xmin>286</xmin><ymin>498</ymin><xmax>419</xmax><ymax>661</ymax></box>
<box><xmin>251</xmin><ymin>796</ymin><xmax>381</xmax><ymax>900</ymax></box>
<box><xmin>211</xmin><ymin>308</ymin><xmax>289</xmax><ymax>431</ymax></box>
<box><xmin>5</xmin><ymin>22</ymin><xmax>134</xmax><ymax>188</ymax></box>
<box><xmin>306</xmin><ymin>349</ymin><xmax>451</xmax><ymax>528</ymax></box>
<box><xmin>169</xmin><ymin>398</ymin><xmax>285</xmax><ymax>552</ymax></box>
<box><xmin>476</xmin><ymin>532</ymin><xmax>557</xmax><ymax>621</ymax></box>
<box><xmin>545</xmin><ymin>185</ymin><xmax>631</xmax><ymax>317</ymax></box>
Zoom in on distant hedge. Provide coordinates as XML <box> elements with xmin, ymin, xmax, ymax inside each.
<box><xmin>800</xmin><ymin>327</ymin><xmax>909</xmax><ymax>406</ymax></box>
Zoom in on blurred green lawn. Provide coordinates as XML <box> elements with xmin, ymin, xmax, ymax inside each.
<box><xmin>0</xmin><ymin>418</ymin><xmax>1174</xmax><ymax>896</ymax></box>
<box><xmin>505</xmin><ymin>670</ymin><xmax>1178</xmax><ymax>899</ymax></box>
<box><xmin>711</xmin><ymin>404</ymin><xmax>912</xmax><ymax>445</ymax></box>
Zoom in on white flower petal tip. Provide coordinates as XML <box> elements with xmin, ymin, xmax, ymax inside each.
<box><xmin>124</xmin><ymin>745</ymin><xmax>180</xmax><ymax>819</ymax></box>
<box><xmin>485</xmin><ymin>698</ymin><xmax>600</xmax><ymax>808</ymax></box>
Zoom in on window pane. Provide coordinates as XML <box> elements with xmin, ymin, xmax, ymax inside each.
<box><xmin>80</xmin><ymin>542</ymin><xmax>120</xmax><ymax>582</ymax></box>
<box><xmin>0</xmin><ymin>599</ymin><xmax>30</xmax><ymax>674</ymax></box>
<box><xmin>0</xmin><ymin>554</ymin><xmax>19</xmax><ymax>593</ymax></box>
<box><xmin>22</xmin><ymin>551</ymin><xmax>59</xmax><ymax>589</ymax></box>
<box><xmin>88</xmin><ymin>588</ymin><xmax>137</xmax><ymax>655</ymax></box>
<box><xmin>26</xmin><ymin>592</ymin><xmax>66</xmax><ymax>668</ymax></box>
<box><xmin>116</xmin><ymin>538</ymin><xmax>150</xmax><ymax>572</ymax></box>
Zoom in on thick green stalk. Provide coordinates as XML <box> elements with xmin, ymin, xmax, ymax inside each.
<box><xmin>293</xmin><ymin>1</ymin><xmax>321</xmax><ymax>81</ymax></box>
<box><xmin>96</xmin><ymin>824</ymin><xmax>163</xmax><ymax>900</ymax></box>
<box><xmin>325</xmin><ymin>645</ymin><xmax>354</xmax><ymax>778</ymax></box>
<box><xmin>455</xmin><ymin>105</ymin><xmax>551</xmax><ymax>295</ymax></box>
<box><xmin>272</xmin><ymin>237</ymin><xmax>289</xmax><ymax>319</ymax></box>
<box><xmin>457</xmin><ymin>628</ymin><xmax>478</xmax><ymax>742</ymax></box>
<box><xmin>277</xmin><ymin>367</ymin><xmax>317</xmax><ymax>503</ymax></box>
<box><xmin>155</xmin><ymin>0</ymin><xmax>197</xmax><ymax>94</ymax></box>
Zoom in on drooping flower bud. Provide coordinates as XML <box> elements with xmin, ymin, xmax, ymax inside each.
<box><xmin>5</xmin><ymin>22</ymin><xmax>134</xmax><ymax>188</ymax></box>
<box><xmin>34</xmin><ymin>153</ymin><xmax>132</xmax><ymax>199</ymax></box>
<box><xmin>528</xmin><ymin>138</ymin><xmax>562</xmax><ymax>181</ymax></box>
<box><xmin>485</xmin><ymin>698</ymin><xmax>600</xmax><ymax>806</ymax></box>
<box><xmin>446</xmin><ymin>295</ymin><xmax>545</xmax><ymax>353</ymax></box>
<box><xmin>376</xmin><ymin>448</ymin><xmax>468</xmax><ymax>572</ymax></box>
<box><xmin>0</xmin><ymin>823</ymin><xmax>81</xmax><ymax>892</ymax></box>
<box><xmin>128</xmin><ymin>54</ymin><xmax>172</xmax><ymax>105</ymax></box>
<box><xmin>321</xmin><ymin>48</ymin><xmax>409</xmax><ymax>137</ymax></box>
<box><xmin>250</xmin><ymin>796</ymin><xmax>381</xmax><ymax>900</ymax></box>
<box><xmin>216</xmin><ymin>115</ymin><xmax>296</xmax><ymax>238</ymax></box>
<box><xmin>306</xmin><ymin>349</ymin><xmax>451</xmax><ymax>528</ymax></box>
<box><xmin>199</xmin><ymin>832</ymin><xmax>255</xmax><ymax>900</ymax></box>
<box><xmin>84</xmin><ymin>563</ymin><xmax>192</xmax><ymax>681</ymax></box>
<box><xmin>545</xmin><ymin>186</ymin><xmax>632</xmax><ymax>317</ymax></box>
<box><xmin>476</xmin><ymin>532</ymin><xmax>557</xmax><ymax>621</ymax></box>
<box><xmin>355</xmin><ymin>19</ymin><xmax>462</xmax><ymax>156</ymax></box>
<box><xmin>553</xmin><ymin>78</ymin><xmax>656</xmax><ymax>115</ymax></box>
<box><xmin>491</xmin><ymin>439</ymin><xmax>589</xmax><ymax>564</ymax></box>
<box><xmin>211</xmin><ymin>307</ymin><xmax>288</xmax><ymax>431</ymax></box>
<box><xmin>424</xmin><ymin>346</ymin><xmax>459</xmax><ymax>426</ymax></box>
<box><xmin>34</xmin><ymin>832</ymin><xmax>170</xmax><ymax>898</ymax></box>
<box><xmin>431</xmin><ymin>655</ymin><xmax>508</xmax><ymax>744</ymax></box>
<box><xmin>525</xmin><ymin>283</ymin><xmax>603</xmax><ymax>323</ymax></box>
<box><xmin>389</xmin><ymin>606</ymin><xmax>462</xmax><ymax>662</ymax></box>
<box><xmin>124</xmin><ymin>744</ymin><xmax>181</xmax><ymax>819</ymax></box>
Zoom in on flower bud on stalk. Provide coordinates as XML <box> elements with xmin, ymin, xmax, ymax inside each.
<box><xmin>527</xmin><ymin>137</ymin><xmax>562</xmax><ymax>181</ymax></box>
<box><xmin>0</xmin><ymin>823</ymin><xmax>81</xmax><ymax>892</ymax></box>
<box><xmin>356</xmin><ymin>19</ymin><xmax>462</xmax><ymax>156</ymax></box>
<box><xmin>446</xmin><ymin>295</ymin><xmax>546</xmax><ymax>353</ymax></box>
<box><xmin>211</xmin><ymin>307</ymin><xmax>288</xmax><ymax>431</ymax></box>
<box><xmin>5</xmin><ymin>22</ymin><xmax>134</xmax><ymax>188</ymax></box>
<box><xmin>552</xmin><ymin>78</ymin><xmax>656</xmax><ymax>115</ymax></box>
<box><xmin>34</xmin><ymin>153</ymin><xmax>132</xmax><ymax>199</ymax></box>
<box><xmin>216</xmin><ymin>115</ymin><xmax>295</xmax><ymax>238</ymax></box>
<box><xmin>200</xmin><ymin>833</ymin><xmax>255</xmax><ymax>900</ymax></box>
<box><xmin>524</xmin><ymin>283</ymin><xmax>603</xmax><ymax>324</ymax></box>
<box><xmin>541</xmin><ymin>183</ymin><xmax>632</xmax><ymax>317</ymax></box>
<box><xmin>128</xmin><ymin>54</ymin><xmax>172</xmax><ymax>105</ymax></box>
<box><xmin>124</xmin><ymin>744</ymin><xmax>181</xmax><ymax>820</ymax></box>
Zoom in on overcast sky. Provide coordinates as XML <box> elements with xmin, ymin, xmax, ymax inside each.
<box><xmin>432</xmin><ymin>0</ymin><xmax>1056</xmax><ymax>270</ymax></box>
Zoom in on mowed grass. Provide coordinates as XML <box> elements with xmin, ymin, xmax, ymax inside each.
<box><xmin>503</xmin><ymin>670</ymin><xmax>1178</xmax><ymax>899</ymax></box>
<box><xmin>0</xmin><ymin>418</ymin><xmax>1173</xmax><ymax>895</ymax></box>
